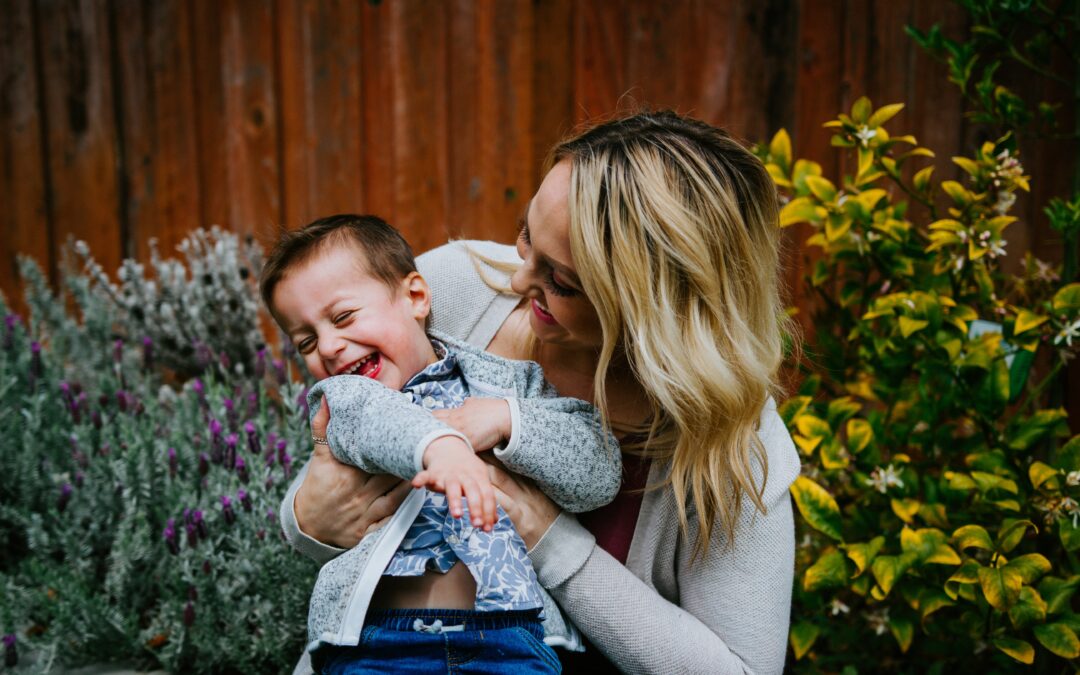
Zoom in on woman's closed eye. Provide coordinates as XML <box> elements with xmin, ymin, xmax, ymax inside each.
<box><xmin>545</xmin><ymin>271</ymin><xmax>577</xmax><ymax>297</ymax></box>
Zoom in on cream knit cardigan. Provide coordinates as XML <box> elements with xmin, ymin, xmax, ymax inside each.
<box><xmin>282</xmin><ymin>241</ymin><xmax>801</xmax><ymax>674</ymax></box>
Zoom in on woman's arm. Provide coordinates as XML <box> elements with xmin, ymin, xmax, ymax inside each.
<box><xmin>493</xmin><ymin>455</ymin><xmax>796</xmax><ymax>674</ymax></box>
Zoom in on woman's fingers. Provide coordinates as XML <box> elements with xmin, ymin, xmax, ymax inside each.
<box><xmin>310</xmin><ymin>398</ymin><xmax>330</xmax><ymax>437</ymax></box>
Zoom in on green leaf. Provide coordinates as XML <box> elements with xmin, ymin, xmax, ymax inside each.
<box><xmin>795</xmin><ymin>414</ymin><xmax>831</xmax><ymax>439</ymax></box>
<box><xmin>1059</xmin><ymin>518</ymin><xmax>1080</xmax><ymax>552</ymax></box>
<box><xmin>769</xmin><ymin>129</ymin><xmax>792</xmax><ymax>171</ymax></box>
<box><xmin>888</xmin><ymin>614</ymin><xmax>914</xmax><ymax>653</ymax></box>
<box><xmin>844</xmin><ymin>536</ymin><xmax>885</xmax><ymax>577</ymax></box>
<box><xmin>778</xmin><ymin>396</ymin><xmax>811</xmax><ymax>426</ymax></box>
<box><xmin>846</xmin><ymin>418</ymin><xmax>873</xmax><ymax>454</ymax></box>
<box><xmin>992</xmin><ymin>637</ymin><xmax>1035</xmax><ymax>664</ymax></box>
<box><xmin>867</xmin><ymin>103</ymin><xmax>904</xmax><ymax>128</ymax></box>
<box><xmin>1013</xmin><ymin>309</ymin><xmax>1048</xmax><ymax>335</ymax></box>
<box><xmin>851</xmin><ymin>96</ymin><xmax>873</xmax><ymax>124</ymax></box>
<box><xmin>900</xmin><ymin>527</ymin><xmax>951</xmax><ymax>564</ymax></box>
<box><xmin>1033</xmin><ymin>623</ymin><xmax>1080</xmax><ymax>659</ymax></box>
<box><xmin>945</xmin><ymin>560</ymin><xmax>981</xmax><ymax>600</ymax></box>
<box><xmin>997</xmin><ymin>520</ymin><xmax>1038</xmax><ymax>554</ymax></box>
<box><xmin>1028</xmin><ymin>461</ymin><xmax>1060</xmax><ymax>491</ymax></box>
<box><xmin>1038</xmin><ymin>576</ymin><xmax>1080</xmax><ymax>615</ymax></box>
<box><xmin>1009</xmin><ymin>586</ymin><xmax>1048</xmax><ymax>629</ymax></box>
<box><xmin>779</xmin><ymin>197</ymin><xmax>823</xmax><ymax>227</ymax></box>
<box><xmin>940</xmin><ymin>180</ymin><xmax>971</xmax><ymax>206</ymax></box>
<box><xmin>1009</xmin><ymin>409</ymin><xmax>1069</xmax><ymax>450</ymax></box>
<box><xmin>913</xmin><ymin>166</ymin><xmax>934</xmax><ymax>193</ymax></box>
<box><xmin>790</xmin><ymin>477</ymin><xmax>843</xmax><ymax>541</ymax></box>
<box><xmin>1052</xmin><ymin>283</ymin><xmax>1080</xmax><ymax>313</ymax></box>
<box><xmin>1009</xmin><ymin>348</ymin><xmax>1035</xmax><ymax>403</ymax></box>
<box><xmin>1004</xmin><ymin>553</ymin><xmax>1051</xmax><ymax>584</ymax></box>
<box><xmin>1055</xmin><ymin>436</ymin><xmax>1080</xmax><ymax>473</ymax></box>
<box><xmin>806</xmin><ymin>175</ymin><xmax>838</xmax><ymax>203</ymax></box>
<box><xmin>891</xmin><ymin>498</ymin><xmax>921</xmax><ymax>524</ymax></box>
<box><xmin>789</xmin><ymin>621</ymin><xmax>820</xmax><ymax>660</ymax></box>
<box><xmin>952</xmin><ymin>156</ymin><xmax>980</xmax><ymax>176</ymax></box>
<box><xmin>953</xmin><ymin>525</ymin><xmax>994</xmax><ymax>552</ymax></box>
<box><xmin>978</xmin><ymin>564</ymin><xmax>1023</xmax><ymax>610</ymax></box>
<box><xmin>918</xmin><ymin>588</ymin><xmax>955</xmax><ymax>627</ymax></box>
<box><xmin>898</xmin><ymin>316</ymin><xmax>929</xmax><ymax>338</ymax></box>
<box><xmin>872</xmin><ymin>553</ymin><xmax>916</xmax><ymax>596</ymax></box>
<box><xmin>804</xmin><ymin>549</ymin><xmax>849</xmax><ymax>592</ymax></box>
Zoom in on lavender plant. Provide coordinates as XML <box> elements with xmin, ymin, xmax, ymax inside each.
<box><xmin>0</xmin><ymin>236</ymin><xmax>316</xmax><ymax>672</ymax></box>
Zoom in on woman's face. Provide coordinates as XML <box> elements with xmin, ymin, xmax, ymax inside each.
<box><xmin>511</xmin><ymin>159</ymin><xmax>605</xmax><ymax>351</ymax></box>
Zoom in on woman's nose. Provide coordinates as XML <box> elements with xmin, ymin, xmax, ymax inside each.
<box><xmin>511</xmin><ymin>249</ymin><xmax>541</xmax><ymax>298</ymax></box>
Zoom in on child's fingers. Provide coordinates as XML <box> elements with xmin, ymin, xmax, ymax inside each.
<box><xmin>446</xmin><ymin>481</ymin><xmax>464</xmax><ymax>518</ymax></box>
<box><xmin>411</xmin><ymin>471</ymin><xmax>429</xmax><ymax>489</ymax></box>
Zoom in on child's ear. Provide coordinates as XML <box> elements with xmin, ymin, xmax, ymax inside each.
<box><xmin>402</xmin><ymin>272</ymin><xmax>431</xmax><ymax>321</ymax></box>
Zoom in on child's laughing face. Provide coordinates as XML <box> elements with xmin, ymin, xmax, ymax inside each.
<box><xmin>271</xmin><ymin>244</ymin><xmax>436</xmax><ymax>389</ymax></box>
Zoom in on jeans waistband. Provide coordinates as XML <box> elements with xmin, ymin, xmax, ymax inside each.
<box><xmin>365</xmin><ymin>608</ymin><xmax>543</xmax><ymax>636</ymax></box>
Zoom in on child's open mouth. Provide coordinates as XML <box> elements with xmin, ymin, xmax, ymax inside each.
<box><xmin>339</xmin><ymin>353</ymin><xmax>381</xmax><ymax>379</ymax></box>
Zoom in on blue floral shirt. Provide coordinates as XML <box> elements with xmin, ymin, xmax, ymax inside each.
<box><xmin>382</xmin><ymin>341</ymin><xmax>545</xmax><ymax>613</ymax></box>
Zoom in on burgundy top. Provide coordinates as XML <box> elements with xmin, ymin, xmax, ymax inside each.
<box><xmin>558</xmin><ymin>453</ymin><xmax>651</xmax><ymax>673</ymax></box>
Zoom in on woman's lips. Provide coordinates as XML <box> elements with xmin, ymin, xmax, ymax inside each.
<box><xmin>531</xmin><ymin>299</ymin><xmax>558</xmax><ymax>325</ymax></box>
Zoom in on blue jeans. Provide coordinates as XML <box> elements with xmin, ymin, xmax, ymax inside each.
<box><xmin>316</xmin><ymin>609</ymin><xmax>561</xmax><ymax>674</ymax></box>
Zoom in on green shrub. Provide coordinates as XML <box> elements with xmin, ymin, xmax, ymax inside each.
<box><xmin>761</xmin><ymin>97</ymin><xmax>1080</xmax><ymax>671</ymax></box>
<box><xmin>0</xmin><ymin>230</ymin><xmax>315</xmax><ymax>673</ymax></box>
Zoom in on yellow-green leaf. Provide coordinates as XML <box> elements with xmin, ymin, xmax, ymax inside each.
<box><xmin>1029</xmin><ymin>461</ymin><xmax>1061</xmax><ymax>491</ymax></box>
<box><xmin>803</xmin><ymin>549</ymin><xmax>849</xmax><ymax>592</ymax></box>
<box><xmin>769</xmin><ymin>129</ymin><xmax>792</xmax><ymax>171</ymax></box>
<box><xmin>1005</xmin><ymin>553</ymin><xmax>1052</xmax><ymax>584</ymax></box>
<box><xmin>789</xmin><ymin>621</ymin><xmax>819</xmax><ymax>660</ymax></box>
<box><xmin>997</xmin><ymin>520</ymin><xmax>1038</xmax><ymax>554</ymax></box>
<box><xmin>913</xmin><ymin>166</ymin><xmax>934</xmax><ymax>193</ymax></box>
<box><xmin>790</xmin><ymin>477</ymin><xmax>843</xmax><ymax>541</ymax></box>
<box><xmin>795</xmin><ymin>414</ymin><xmax>830</xmax><ymax>438</ymax></box>
<box><xmin>919</xmin><ymin>589</ymin><xmax>955</xmax><ymax>627</ymax></box>
<box><xmin>1009</xmin><ymin>586</ymin><xmax>1048</xmax><ymax>629</ymax></box>
<box><xmin>1052</xmin><ymin>283</ymin><xmax>1080</xmax><ymax>313</ymax></box>
<box><xmin>851</xmin><ymin>96</ymin><xmax>872</xmax><ymax>124</ymax></box>
<box><xmin>941</xmin><ymin>180</ymin><xmax>970</xmax><ymax>206</ymax></box>
<box><xmin>898</xmin><ymin>316</ymin><xmax>929</xmax><ymax>338</ymax></box>
<box><xmin>806</xmin><ymin>175</ymin><xmax>838</xmax><ymax>202</ymax></box>
<box><xmin>952</xmin><ymin>156</ymin><xmax>981</xmax><ymax>176</ymax></box>
<box><xmin>993</xmin><ymin>637</ymin><xmax>1035</xmax><ymax>664</ymax></box>
<box><xmin>1034</xmin><ymin>623</ymin><xmax>1080</xmax><ymax>659</ymax></box>
<box><xmin>953</xmin><ymin>524</ymin><xmax>994</xmax><ymax>552</ymax></box>
<box><xmin>825</xmin><ymin>214</ymin><xmax>852</xmax><ymax>242</ymax></box>
<box><xmin>844</xmin><ymin>536</ymin><xmax>885</xmax><ymax>577</ymax></box>
<box><xmin>820</xmin><ymin>438</ymin><xmax>849</xmax><ymax>470</ymax></box>
<box><xmin>846</xmin><ymin>418</ymin><xmax>873</xmax><ymax>454</ymax></box>
<box><xmin>779</xmin><ymin>197</ymin><xmax>823</xmax><ymax>227</ymax></box>
<box><xmin>888</xmin><ymin>614</ymin><xmax>914</xmax><ymax>654</ymax></box>
<box><xmin>856</xmin><ymin>147</ymin><xmax>874</xmax><ymax>181</ymax></box>
<box><xmin>891</xmin><ymin>498</ymin><xmax>920</xmax><ymax>524</ymax></box>
<box><xmin>1014</xmin><ymin>309</ymin><xmax>1049</xmax><ymax>336</ymax></box>
<box><xmin>979</xmin><ymin>565</ymin><xmax>1023</xmax><ymax>611</ymax></box>
<box><xmin>872</xmin><ymin>554</ymin><xmax>915</xmax><ymax>596</ymax></box>
<box><xmin>945</xmin><ymin>560</ymin><xmax>981</xmax><ymax>600</ymax></box>
<box><xmin>926</xmin><ymin>544</ymin><xmax>962</xmax><ymax>566</ymax></box>
<box><xmin>867</xmin><ymin>103</ymin><xmax>904</xmax><ymax>128</ymax></box>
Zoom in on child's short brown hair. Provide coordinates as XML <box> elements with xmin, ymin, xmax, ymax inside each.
<box><xmin>259</xmin><ymin>214</ymin><xmax>417</xmax><ymax>311</ymax></box>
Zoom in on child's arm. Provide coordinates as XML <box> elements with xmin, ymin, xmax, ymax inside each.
<box><xmin>436</xmin><ymin>361</ymin><xmax>622</xmax><ymax>514</ymax></box>
<box><xmin>307</xmin><ymin>376</ymin><xmax>497</xmax><ymax>528</ymax></box>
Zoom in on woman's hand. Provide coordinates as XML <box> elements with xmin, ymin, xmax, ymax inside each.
<box><xmin>295</xmin><ymin>400</ymin><xmax>411</xmax><ymax>549</ymax></box>
<box><xmin>430</xmin><ymin>398</ymin><xmax>511</xmax><ymax>452</ymax></box>
<box><xmin>484</xmin><ymin>458</ymin><xmax>562</xmax><ymax>549</ymax></box>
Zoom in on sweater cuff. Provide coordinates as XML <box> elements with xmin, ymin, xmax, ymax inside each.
<box><xmin>281</xmin><ymin>483</ymin><xmax>347</xmax><ymax>566</ymax></box>
<box><xmin>527</xmin><ymin>512</ymin><xmax>596</xmax><ymax>589</ymax></box>
<box><xmin>413</xmin><ymin>429</ymin><xmax>472</xmax><ymax>474</ymax></box>
<box><xmin>493</xmin><ymin>398</ymin><xmax>521</xmax><ymax>461</ymax></box>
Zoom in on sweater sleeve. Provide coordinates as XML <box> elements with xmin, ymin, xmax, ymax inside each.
<box><xmin>526</xmin><ymin>411</ymin><xmax>799</xmax><ymax>675</ymax></box>
<box><xmin>494</xmin><ymin>360</ymin><xmax>622</xmax><ymax>513</ymax></box>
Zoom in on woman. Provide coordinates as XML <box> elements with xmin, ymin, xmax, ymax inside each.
<box><xmin>283</xmin><ymin>110</ymin><xmax>801</xmax><ymax>674</ymax></box>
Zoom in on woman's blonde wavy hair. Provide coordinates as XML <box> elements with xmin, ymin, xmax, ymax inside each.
<box><xmin>550</xmin><ymin>110</ymin><xmax>791</xmax><ymax>555</ymax></box>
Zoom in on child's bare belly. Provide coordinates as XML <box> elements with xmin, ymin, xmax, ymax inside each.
<box><xmin>368</xmin><ymin>561</ymin><xmax>477</xmax><ymax>610</ymax></box>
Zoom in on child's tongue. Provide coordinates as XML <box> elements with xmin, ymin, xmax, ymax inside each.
<box><xmin>359</xmin><ymin>353</ymin><xmax>380</xmax><ymax>377</ymax></box>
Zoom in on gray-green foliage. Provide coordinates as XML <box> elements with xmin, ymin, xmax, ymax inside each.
<box><xmin>0</xmin><ymin>232</ymin><xmax>316</xmax><ymax>673</ymax></box>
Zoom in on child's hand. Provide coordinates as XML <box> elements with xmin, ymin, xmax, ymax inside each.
<box><xmin>413</xmin><ymin>436</ymin><xmax>498</xmax><ymax>531</ymax></box>
<box><xmin>430</xmin><ymin>398</ymin><xmax>511</xmax><ymax>452</ymax></box>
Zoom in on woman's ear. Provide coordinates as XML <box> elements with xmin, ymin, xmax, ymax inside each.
<box><xmin>402</xmin><ymin>272</ymin><xmax>432</xmax><ymax>321</ymax></box>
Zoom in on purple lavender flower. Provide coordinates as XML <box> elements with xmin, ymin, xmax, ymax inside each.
<box><xmin>73</xmin><ymin>391</ymin><xmax>87</xmax><ymax>423</ymax></box>
<box><xmin>91</xmin><ymin>409</ymin><xmax>102</xmax><ymax>429</ymax></box>
<box><xmin>219</xmin><ymin>351</ymin><xmax>231</xmax><ymax>371</ymax></box>
<box><xmin>221</xmin><ymin>495</ymin><xmax>236</xmax><ymax>525</ymax></box>
<box><xmin>75</xmin><ymin>471</ymin><xmax>85</xmax><ymax>487</ymax></box>
<box><xmin>163</xmin><ymin>518</ymin><xmax>179</xmax><ymax>555</ymax></box>
<box><xmin>198</xmin><ymin>452</ymin><xmax>210</xmax><ymax>477</ymax></box>
<box><xmin>272</xmin><ymin>358</ymin><xmax>286</xmax><ymax>385</ymax></box>
<box><xmin>209</xmin><ymin>419</ymin><xmax>224</xmax><ymax>463</ymax></box>
<box><xmin>3</xmin><ymin>313</ymin><xmax>20</xmax><ymax>350</ymax></box>
<box><xmin>244</xmin><ymin>420</ymin><xmax>261</xmax><ymax>456</ymax></box>
<box><xmin>223</xmin><ymin>397</ymin><xmax>237</xmax><ymax>429</ymax></box>
<box><xmin>264</xmin><ymin>475</ymin><xmax>274</xmax><ymax>490</ymax></box>
<box><xmin>188</xmin><ymin>585</ymin><xmax>198</xmax><ymax>601</ymax></box>
<box><xmin>266</xmin><ymin>507</ymin><xmax>276</xmax><ymax>523</ymax></box>
<box><xmin>276</xmin><ymin>438</ymin><xmax>288</xmax><ymax>465</ymax></box>
<box><xmin>193</xmin><ymin>510</ymin><xmax>208</xmax><ymax>539</ymax></box>
<box><xmin>58</xmin><ymin>483</ymin><xmax>72</xmax><ymax>512</ymax></box>
<box><xmin>246</xmin><ymin>391</ymin><xmax>258</xmax><ymax>419</ymax></box>
<box><xmin>225</xmin><ymin>433</ymin><xmax>238</xmax><ymax>469</ymax></box>
<box><xmin>202</xmin><ymin>560</ymin><xmax>212</xmax><ymax>575</ymax></box>
<box><xmin>113</xmin><ymin>338</ymin><xmax>124</xmax><ymax>364</ymax></box>
<box><xmin>116</xmin><ymin>390</ymin><xmax>130</xmax><ymax>413</ymax></box>
<box><xmin>256</xmin><ymin>529</ymin><xmax>266</xmax><ymax>541</ymax></box>
<box><xmin>235</xmin><ymin>455</ymin><xmax>249</xmax><ymax>484</ymax></box>
<box><xmin>185</xmin><ymin>519</ymin><xmax>198</xmax><ymax>549</ymax></box>
<box><xmin>255</xmin><ymin>348</ymin><xmax>267</xmax><ymax>378</ymax></box>
<box><xmin>238</xmin><ymin>488</ymin><xmax>252</xmax><ymax>512</ymax></box>
<box><xmin>168</xmin><ymin>447</ymin><xmax>178</xmax><ymax>478</ymax></box>
<box><xmin>4</xmin><ymin>633</ymin><xmax>16</xmax><ymax>667</ymax></box>
<box><xmin>296</xmin><ymin>387</ymin><xmax>310</xmax><ymax>419</ymax></box>
<box><xmin>60</xmin><ymin>381</ymin><xmax>73</xmax><ymax>405</ymax></box>
<box><xmin>183</xmin><ymin>601</ymin><xmax>196</xmax><ymax>627</ymax></box>
<box><xmin>142</xmin><ymin>336</ymin><xmax>154</xmax><ymax>370</ymax></box>
<box><xmin>282</xmin><ymin>452</ymin><xmax>293</xmax><ymax>480</ymax></box>
<box><xmin>29</xmin><ymin>341</ymin><xmax>42</xmax><ymax>388</ymax></box>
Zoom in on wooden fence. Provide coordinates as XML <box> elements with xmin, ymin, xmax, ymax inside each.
<box><xmin>0</xmin><ymin>0</ymin><xmax>1073</xmax><ymax>318</ymax></box>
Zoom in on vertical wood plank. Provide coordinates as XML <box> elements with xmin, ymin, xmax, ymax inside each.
<box><xmin>0</xmin><ymin>0</ymin><xmax>50</xmax><ymax>310</ymax></box>
<box><xmin>190</xmin><ymin>1</ymin><xmax>229</xmax><ymax>229</ymax></box>
<box><xmin>388</xmin><ymin>0</ymin><xmax>450</xmax><ymax>254</ymax></box>
<box><xmin>278</xmin><ymin>0</ymin><xmax>362</xmax><ymax>231</ymax></box>
<box><xmin>530</xmin><ymin>0</ymin><xmax>575</xmax><ymax>196</ymax></box>
<box><xmin>34</xmin><ymin>0</ymin><xmax>122</xmax><ymax>276</ymax></box>
<box><xmin>359</xmin><ymin>0</ymin><xmax>397</xmax><ymax>225</ymax></box>
<box><xmin>574</xmin><ymin>0</ymin><xmax>627</xmax><ymax>122</ymax></box>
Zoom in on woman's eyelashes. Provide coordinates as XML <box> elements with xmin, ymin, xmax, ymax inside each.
<box><xmin>545</xmin><ymin>271</ymin><xmax>577</xmax><ymax>297</ymax></box>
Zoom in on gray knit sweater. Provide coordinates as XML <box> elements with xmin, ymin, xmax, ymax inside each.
<box><xmin>283</xmin><ymin>240</ymin><xmax>801</xmax><ymax>674</ymax></box>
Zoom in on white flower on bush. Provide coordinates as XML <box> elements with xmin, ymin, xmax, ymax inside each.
<box><xmin>867</xmin><ymin>464</ymin><xmax>904</xmax><ymax>494</ymax></box>
<box><xmin>993</xmin><ymin>190</ymin><xmax>1017</xmax><ymax>215</ymax></box>
<box><xmin>855</xmin><ymin>125</ymin><xmax>877</xmax><ymax>147</ymax></box>
<box><xmin>830</xmin><ymin>598</ymin><xmax>851</xmax><ymax>616</ymax></box>
<box><xmin>863</xmin><ymin>607</ymin><xmax>889</xmax><ymax>635</ymax></box>
<box><xmin>1066</xmin><ymin>470</ymin><xmax>1080</xmax><ymax>487</ymax></box>
<box><xmin>1054</xmin><ymin>319</ymin><xmax>1080</xmax><ymax>347</ymax></box>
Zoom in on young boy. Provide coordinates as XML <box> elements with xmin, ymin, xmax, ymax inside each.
<box><xmin>260</xmin><ymin>215</ymin><xmax>621</xmax><ymax>674</ymax></box>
